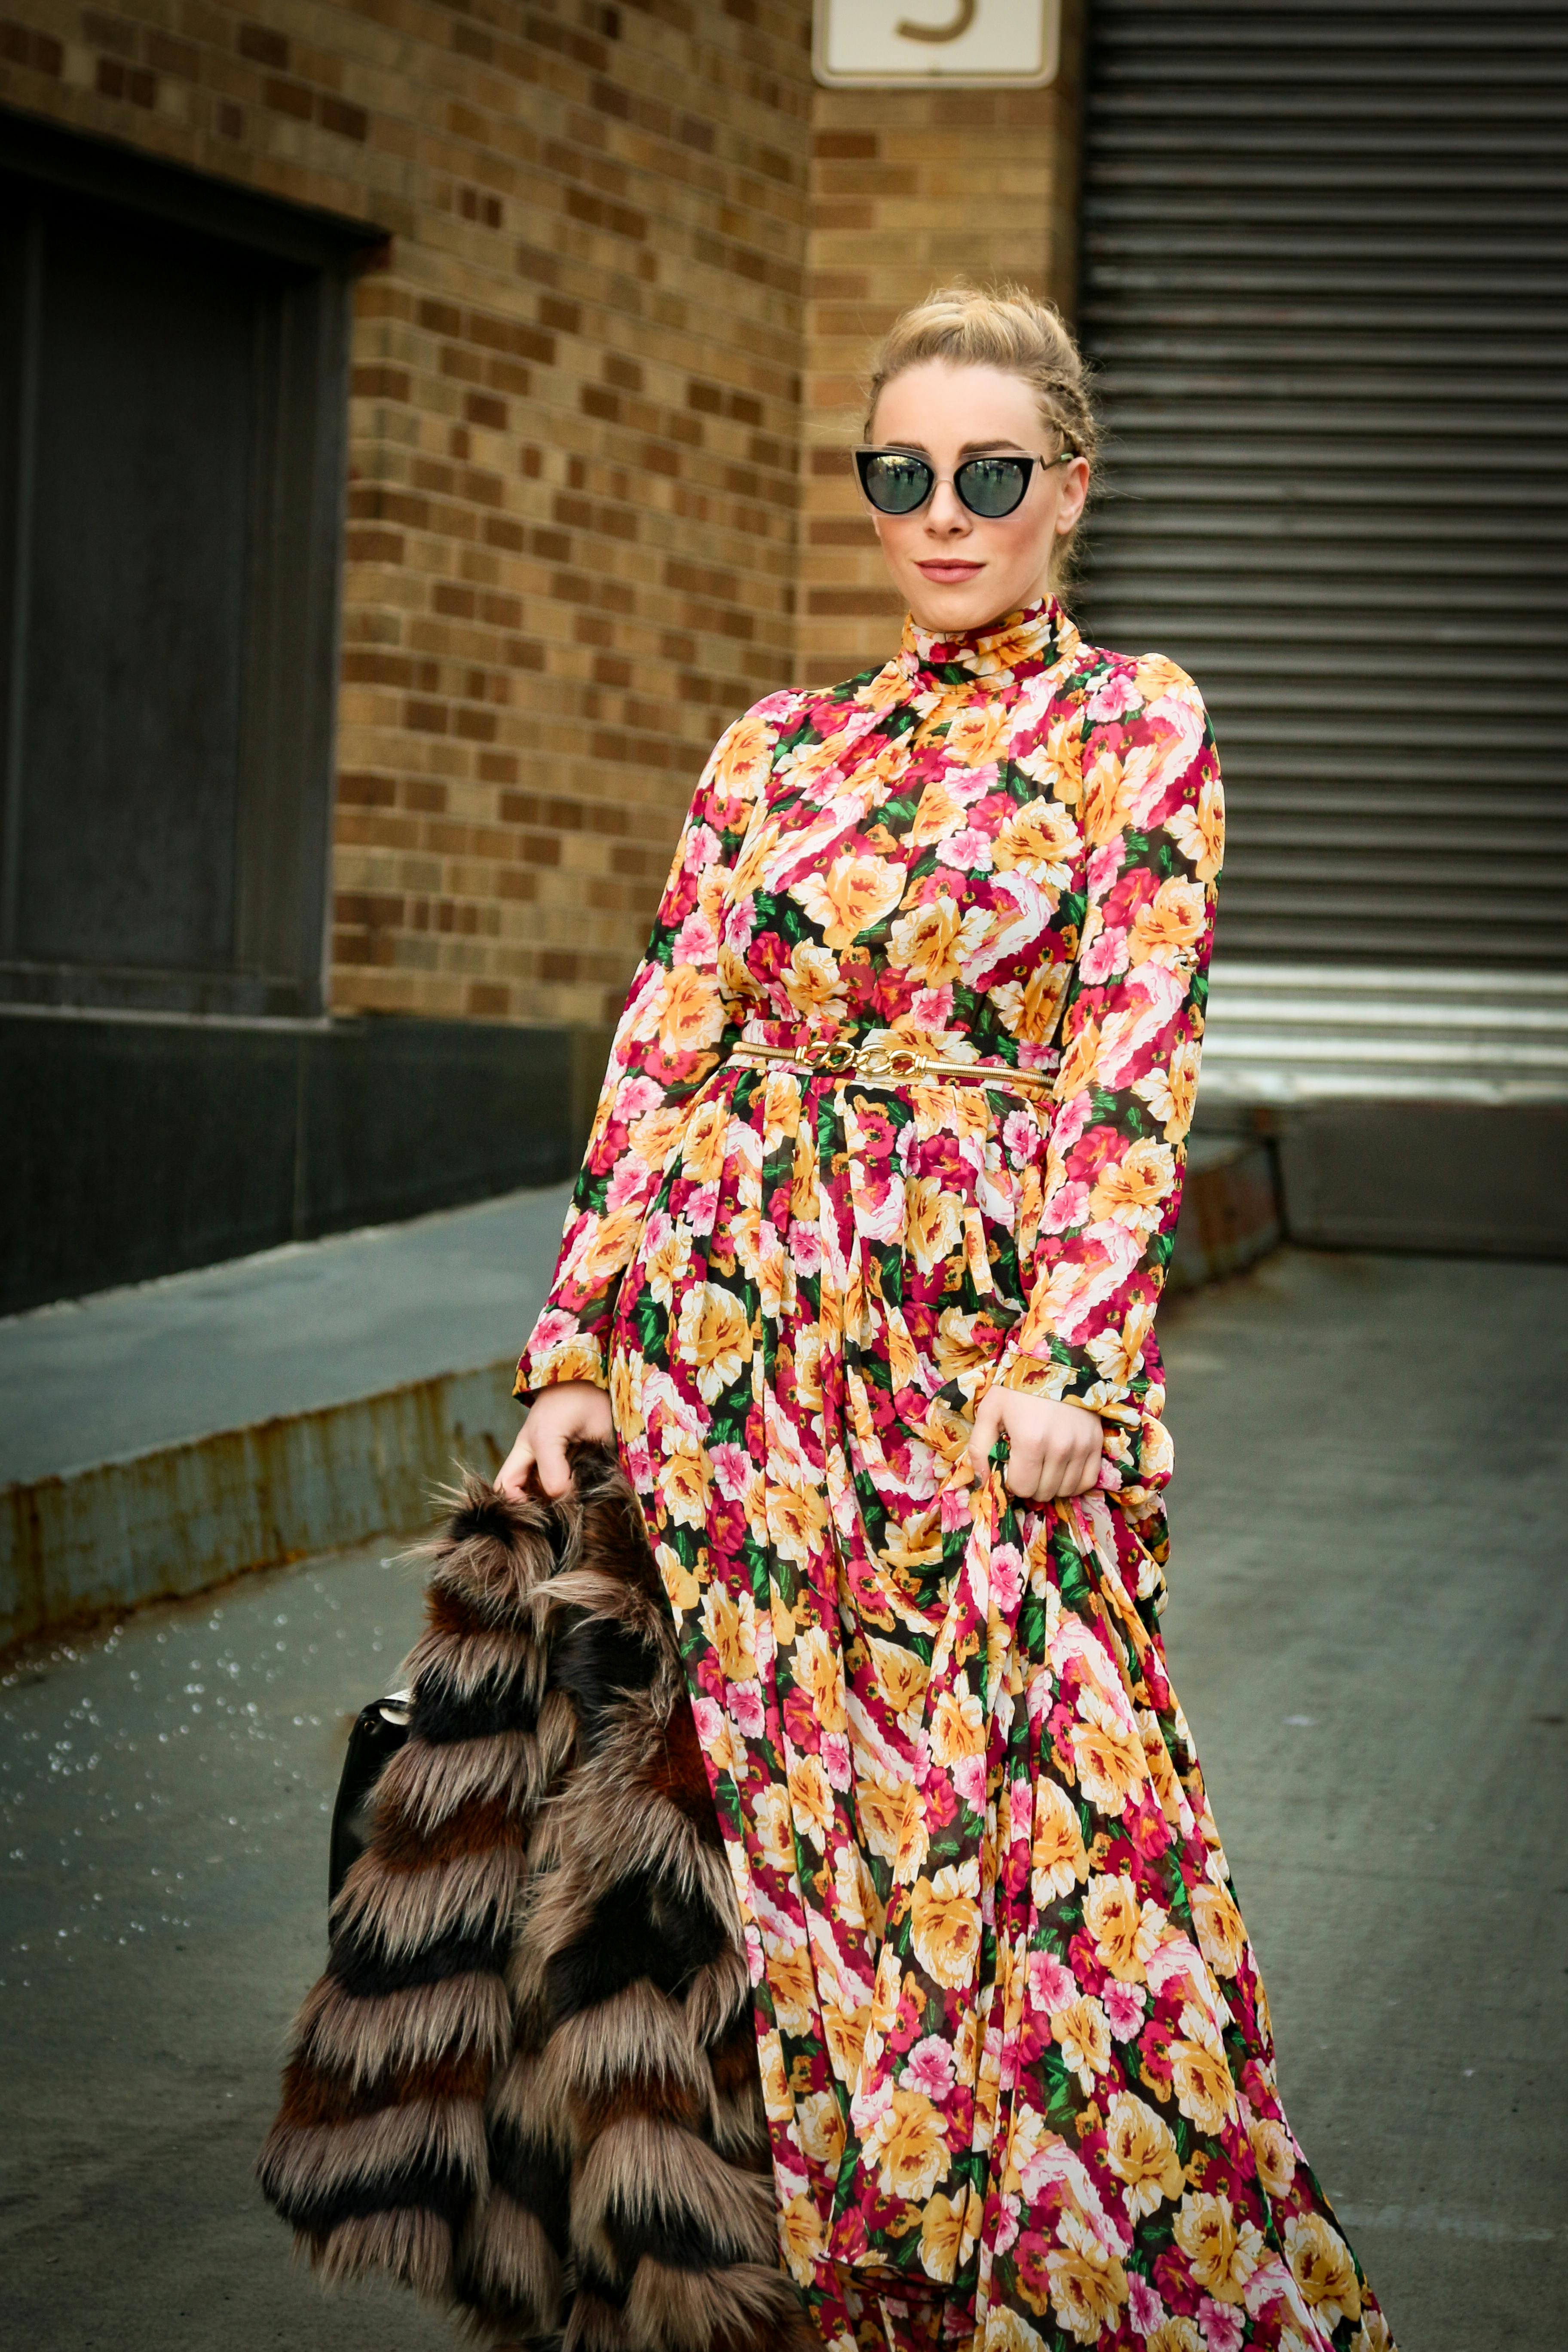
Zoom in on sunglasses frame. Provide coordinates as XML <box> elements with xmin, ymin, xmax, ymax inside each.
<box><xmin>854</xmin><ymin>444</ymin><xmax>1078</xmax><ymax>520</ymax></box>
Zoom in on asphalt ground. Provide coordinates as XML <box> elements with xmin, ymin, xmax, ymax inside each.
<box><xmin>2</xmin><ymin>1248</ymin><xmax>1564</xmax><ymax>2351</ymax></box>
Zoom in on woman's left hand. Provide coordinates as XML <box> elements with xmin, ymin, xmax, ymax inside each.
<box><xmin>967</xmin><ymin>1387</ymin><xmax>1103</xmax><ymax>1501</ymax></box>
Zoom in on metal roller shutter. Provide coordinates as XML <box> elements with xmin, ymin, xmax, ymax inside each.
<box><xmin>1073</xmin><ymin>0</ymin><xmax>1568</xmax><ymax>978</ymax></box>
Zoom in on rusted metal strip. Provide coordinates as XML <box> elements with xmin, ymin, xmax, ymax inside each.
<box><xmin>0</xmin><ymin>1359</ymin><xmax>521</xmax><ymax>1653</ymax></box>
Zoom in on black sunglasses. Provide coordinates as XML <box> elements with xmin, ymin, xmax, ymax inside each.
<box><xmin>854</xmin><ymin>445</ymin><xmax>1077</xmax><ymax>520</ymax></box>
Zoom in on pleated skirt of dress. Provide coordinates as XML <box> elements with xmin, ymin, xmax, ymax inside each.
<box><xmin>604</xmin><ymin>1062</ymin><xmax>1394</xmax><ymax>2352</ymax></box>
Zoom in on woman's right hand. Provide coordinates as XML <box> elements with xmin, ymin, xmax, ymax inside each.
<box><xmin>495</xmin><ymin>1380</ymin><xmax>614</xmax><ymax>1502</ymax></box>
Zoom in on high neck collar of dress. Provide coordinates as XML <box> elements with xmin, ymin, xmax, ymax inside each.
<box><xmin>901</xmin><ymin>594</ymin><xmax>1075</xmax><ymax>687</ymax></box>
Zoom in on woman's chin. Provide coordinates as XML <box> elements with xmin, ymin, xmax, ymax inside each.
<box><xmin>902</xmin><ymin>570</ymin><xmax>1047</xmax><ymax>633</ymax></box>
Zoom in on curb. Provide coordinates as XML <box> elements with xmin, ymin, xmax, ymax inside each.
<box><xmin>0</xmin><ymin>1359</ymin><xmax>522</xmax><ymax>1653</ymax></box>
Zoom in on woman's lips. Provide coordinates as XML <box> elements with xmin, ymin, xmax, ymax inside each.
<box><xmin>916</xmin><ymin>560</ymin><xmax>983</xmax><ymax>581</ymax></box>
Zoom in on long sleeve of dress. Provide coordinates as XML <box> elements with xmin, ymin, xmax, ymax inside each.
<box><xmin>992</xmin><ymin>655</ymin><xmax>1223</xmax><ymax>1429</ymax></box>
<box><xmin>514</xmin><ymin>700</ymin><xmax>786</xmax><ymax>1403</ymax></box>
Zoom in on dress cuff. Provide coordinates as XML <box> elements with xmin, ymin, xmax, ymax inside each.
<box><xmin>991</xmin><ymin>1341</ymin><xmax>1140</xmax><ymax>1426</ymax></box>
<box><xmin>512</xmin><ymin>1315</ymin><xmax>611</xmax><ymax>1407</ymax></box>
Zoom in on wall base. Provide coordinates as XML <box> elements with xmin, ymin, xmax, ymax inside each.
<box><xmin>1193</xmin><ymin>1098</ymin><xmax>1568</xmax><ymax>1262</ymax></box>
<box><xmin>3</xmin><ymin>1012</ymin><xmax>612</xmax><ymax>1315</ymax></box>
<box><xmin>1267</xmin><ymin>1099</ymin><xmax>1568</xmax><ymax>1260</ymax></box>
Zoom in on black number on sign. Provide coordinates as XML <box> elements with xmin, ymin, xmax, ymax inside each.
<box><xmin>896</xmin><ymin>0</ymin><xmax>977</xmax><ymax>42</ymax></box>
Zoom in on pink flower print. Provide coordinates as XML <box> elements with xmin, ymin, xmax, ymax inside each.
<box><xmin>1049</xmin><ymin>1091</ymin><xmax>1090</xmax><ymax>1158</ymax></box>
<box><xmin>525</xmin><ymin>1307</ymin><xmax>580</xmax><ymax>1356</ymax></box>
<box><xmin>849</xmin><ymin>2070</ymin><xmax>894</xmax><ymax>2136</ymax></box>
<box><xmin>790</xmin><ymin>1221</ymin><xmax>822</xmax><ymax>1277</ymax></box>
<box><xmin>989</xmin><ymin>1544</ymin><xmax>1025</xmax><ymax>1617</ymax></box>
<box><xmin>1198</xmin><ymin>2300</ymin><xmax>1246</xmax><ymax>2352</ymax></box>
<box><xmin>952</xmin><ymin>1752</ymin><xmax>987</xmax><ymax>1809</ymax></box>
<box><xmin>721</xmin><ymin>897</ymin><xmax>757</xmax><ymax>957</ymax></box>
<box><xmin>1085</xmin><ymin>668</ymin><xmax>1139</xmax><ymax>723</ymax></box>
<box><xmin>946</xmin><ymin>826</ymin><xmax>995</xmax><ymax>873</ymax></box>
<box><xmin>673</xmin><ymin>908</ymin><xmax>718</xmax><ymax>968</ymax></box>
<box><xmin>743</xmin><ymin>1918</ymin><xmax>766</xmax><ymax>1987</ymax></box>
<box><xmin>821</xmin><ymin>1731</ymin><xmax>853</xmax><ymax>1791</ymax></box>
<box><xmin>909</xmin><ymin>983</ymin><xmax>957</xmax><ymax>1029</ymax></box>
<box><xmin>622</xmin><ymin>1436</ymin><xmax>653</xmax><ymax>1488</ymax></box>
<box><xmin>682</xmin><ymin>1180</ymin><xmax>719</xmax><ymax>1236</ymax></box>
<box><xmin>606</xmin><ymin>1157</ymin><xmax>653</xmax><ymax>1214</ymax></box>
<box><xmin>903</xmin><ymin>2035</ymin><xmax>957</xmax><ymax>2101</ymax></box>
<box><xmin>617</xmin><ymin>1074</ymin><xmax>665</xmax><ymax>1121</ymax></box>
<box><xmin>730</xmin><ymin>1681</ymin><xmax>766</xmax><ymax>1739</ymax></box>
<box><xmin>1000</xmin><ymin>1110</ymin><xmax>1037</xmax><ymax>1162</ymax></box>
<box><xmin>690</xmin><ymin>1694</ymin><xmax>724</xmax><ymax>1751</ymax></box>
<box><xmin>1104</xmin><ymin>1981</ymin><xmax>1148</xmax><ymax>2041</ymax></box>
<box><xmin>1128</xmin><ymin>2275</ymin><xmax>1166</xmax><ymax>2336</ymax></box>
<box><xmin>1026</xmin><ymin>1950</ymin><xmax>1076</xmax><ymax>2013</ymax></box>
<box><xmin>940</xmin><ymin>1479</ymin><xmax>976</xmax><ymax>1533</ymax></box>
<box><xmin>1087</xmin><ymin>837</ymin><xmax>1125</xmax><ymax>900</ymax></box>
<box><xmin>1041</xmin><ymin>1177</ymin><xmax>1090</xmax><ymax>1235</ymax></box>
<box><xmin>682</xmin><ymin>821</ymin><xmax>721</xmax><ymax>875</ymax></box>
<box><xmin>710</xmin><ymin>1442</ymin><xmax>752</xmax><ymax>1501</ymax></box>
<box><xmin>1080</xmin><ymin>919</ymin><xmax>1130</xmax><ymax>986</ymax></box>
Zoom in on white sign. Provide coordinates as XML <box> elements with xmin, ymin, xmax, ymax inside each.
<box><xmin>814</xmin><ymin>0</ymin><xmax>1059</xmax><ymax>87</ymax></box>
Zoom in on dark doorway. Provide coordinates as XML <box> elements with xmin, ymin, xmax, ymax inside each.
<box><xmin>0</xmin><ymin>114</ymin><xmax>382</xmax><ymax>1017</ymax></box>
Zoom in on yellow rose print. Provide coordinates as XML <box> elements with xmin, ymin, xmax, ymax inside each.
<box><xmin>790</xmin><ymin>852</ymin><xmax>905</xmax><ymax>949</ymax></box>
<box><xmin>910</xmin><ymin>1859</ymin><xmax>983</xmax><ymax>1990</ymax></box>
<box><xmin>1102</xmin><ymin>2089</ymin><xmax>1184</xmax><ymax>2220</ymax></box>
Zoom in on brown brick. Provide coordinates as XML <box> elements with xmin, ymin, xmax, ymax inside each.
<box><xmin>145</xmin><ymin>28</ymin><xmax>197</xmax><ymax>73</ymax></box>
<box><xmin>236</xmin><ymin>17</ymin><xmax>285</xmax><ymax>65</ymax></box>
<box><xmin>351</xmin><ymin>364</ymin><xmax>409</xmax><ymax>401</ymax></box>
<box><xmin>262</xmin><ymin>74</ymin><xmax>311</xmax><ymax>119</ymax></box>
<box><xmin>318</xmin><ymin>93</ymin><xmax>366</xmax><ymax>141</ymax></box>
<box><xmin>814</xmin><ymin>129</ymin><xmax>876</xmax><ymax>159</ymax></box>
<box><xmin>336</xmin><ymin>772</ymin><xmax>396</xmax><ymax>808</ymax></box>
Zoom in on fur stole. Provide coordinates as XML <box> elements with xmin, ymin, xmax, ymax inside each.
<box><xmin>258</xmin><ymin>1441</ymin><xmax>813</xmax><ymax>2352</ymax></box>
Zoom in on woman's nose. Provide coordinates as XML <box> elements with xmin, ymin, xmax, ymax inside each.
<box><xmin>925</xmin><ymin>479</ymin><xmax>970</xmax><ymax>533</ymax></box>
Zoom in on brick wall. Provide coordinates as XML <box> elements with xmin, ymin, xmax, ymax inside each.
<box><xmin>0</xmin><ymin>0</ymin><xmax>1084</xmax><ymax>1029</ymax></box>
<box><xmin>796</xmin><ymin>1</ymin><xmax>1085</xmax><ymax>686</ymax></box>
<box><xmin>0</xmin><ymin>0</ymin><xmax>815</xmax><ymax>1029</ymax></box>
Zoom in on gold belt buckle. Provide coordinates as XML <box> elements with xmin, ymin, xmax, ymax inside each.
<box><xmin>803</xmin><ymin>1036</ymin><xmax>858</xmax><ymax>1073</ymax></box>
<box><xmin>856</xmin><ymin>1040</ymin><xmax>926</xmax><ymax>1083</ymax></box>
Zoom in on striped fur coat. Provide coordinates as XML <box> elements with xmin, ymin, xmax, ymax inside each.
<box><xmin>258</xmin><ymin>1443</ymin><xmax>814</xmax><ymax>2352</ymax></box>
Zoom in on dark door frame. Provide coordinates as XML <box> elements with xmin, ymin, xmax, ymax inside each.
<box><xmin>0</xmin><ymin>106</ymin><xmax>387</xmax><ymax>1019</ymax></box>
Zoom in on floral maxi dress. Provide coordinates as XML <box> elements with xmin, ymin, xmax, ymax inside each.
<box><xmin>516</xmin><ymin>599</ymin><xmax>1393</xmax><ymax>2352</ymax></box>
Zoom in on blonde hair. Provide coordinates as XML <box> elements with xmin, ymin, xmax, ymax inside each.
<box><xmin>862</xmin><ymin>282</ymin><xmax>1097</xmax><ymax>578</ymax></box>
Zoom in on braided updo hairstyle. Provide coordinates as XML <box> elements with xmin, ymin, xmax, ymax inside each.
<box><xmin>862</xmin><ymin>282</ymin><xmax>1098</xmax><ymax>583</ymax></box>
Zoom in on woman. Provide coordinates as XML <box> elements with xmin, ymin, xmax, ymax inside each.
<box><xmin>500</xmin><ymin>288</ymin><xmax>1393</xmax><ymax>2352</ymax></box>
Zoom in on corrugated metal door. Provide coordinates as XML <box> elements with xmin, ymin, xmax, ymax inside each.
<box><xmin>1074</xmin><ymin>0</ymin><xmax>1568</xmax><ymax>966</ymax></box>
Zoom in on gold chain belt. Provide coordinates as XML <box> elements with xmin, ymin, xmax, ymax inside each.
<box><xmin>729</xmin><ymin>1035</ymin><xmax>1054</xmax><ymax>1095</ymax></box>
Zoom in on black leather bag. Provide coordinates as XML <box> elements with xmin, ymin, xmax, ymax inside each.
<box><xmin>328</xmin><ymin>1692</ymin><xmax>410</xmax><ymax>1904</ymax></box>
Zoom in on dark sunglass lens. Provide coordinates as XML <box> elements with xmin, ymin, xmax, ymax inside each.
<box><xmin>861</xmin><ymin>454</ymin><xmax>932</xmax><ymax>514</ymax></box>
<box><xmin>957</xmin><ymin>458</ymin><xmax>1028</xmax><ymax>517</ymax></box>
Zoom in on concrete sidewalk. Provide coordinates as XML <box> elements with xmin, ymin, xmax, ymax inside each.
<box><xmin>1</xmin><ymin>1248</ymin><xmax>1563</xmax><ymax>2349</ymax></box>
<box><xmin>0</xmin><ymin>1183</ymin><xmax>573</xmax><ymax>1648</ymax></box>
<box><xmin>0</xmin><ymin>1181</ymin><xmax>575</xmax><ymax>1488</ymax></box>
<box><xmin>0</xmin><ymin>1139</ymin><xmax>1276</xmax><ymax>1651</ymax></box>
